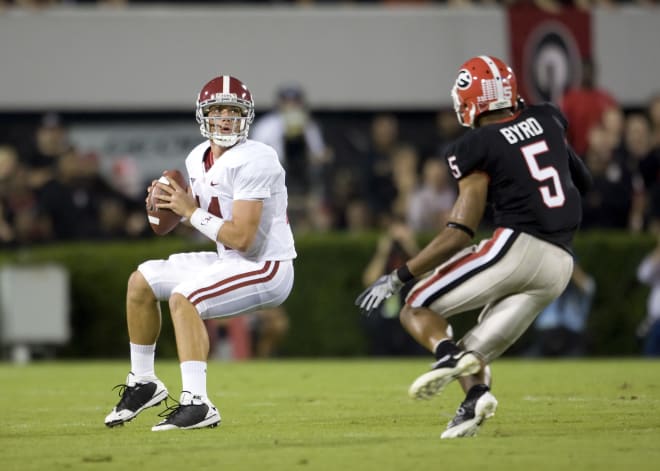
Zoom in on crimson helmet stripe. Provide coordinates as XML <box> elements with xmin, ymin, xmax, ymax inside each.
<box><xmin>196</xmin><ymin>75</ymin><xmax>255</xmax><ymax>146</ymax></box>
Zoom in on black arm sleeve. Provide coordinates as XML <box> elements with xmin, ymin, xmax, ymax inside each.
<box><xmin>568</xmin><ymin>146</ymin><xmax>593</xmax><ymax>195</ymax></box>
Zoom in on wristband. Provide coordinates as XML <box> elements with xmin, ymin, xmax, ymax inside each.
<box><xmin>190</xmin><ymin>208</ymin><xmax>224</xmax><ymax>242</ymax></box>
<box><xmin>446</xmin><ymin>221</ymin><xmax>475</xmax><ymax>239</ymax></box>
<box><xmin>396</xmin><ymin>264</ymin><xmax>415</xmax><ymax>283</ymax></box>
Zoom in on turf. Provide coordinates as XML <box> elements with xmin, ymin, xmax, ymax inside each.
<box><xmin>1</xmin><ymin>358</ymin><xmax>659</xmax><ymax>471</ymax></box>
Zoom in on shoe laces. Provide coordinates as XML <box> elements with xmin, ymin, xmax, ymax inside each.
<box><xmin>155</xmin><ymin>393</ymin><xmax>203</xmax><ymax>421</ymax></box>
<box><xmin>111</xmin><ymin>382</ymin><xmax>142</xmax><ymax>408</ymax></box>
<box><xmin>156</xmin><ymin>394</ymin><xmax>185</xmax><ymax>420</ymax></box>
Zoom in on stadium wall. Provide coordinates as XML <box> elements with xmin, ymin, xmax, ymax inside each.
<box><xmin>0</xmin><ymin>5</ymin><xmax>658</xmax><ymax>111</ymax></box>
<box><xmin>0</xmin><ymin>232</ymin><xmax>653</xmax><ymax>358</ymax></box>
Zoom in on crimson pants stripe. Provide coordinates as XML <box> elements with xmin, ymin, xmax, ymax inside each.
<box><xmin>407</xmin><ymin>228</ymin><xmax>518</xmax><ymax>307</ymax></box>
<box><xmin>187</xmin><ymin>261</ymin><xmax>272</xmax><ymax>304</ymax></box>
<box><xmin>189</xmin><ymin>261</ymin><xmax>281</xmax><ymax>306</ymax></box>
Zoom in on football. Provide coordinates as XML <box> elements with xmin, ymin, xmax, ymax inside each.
<box><xmin>146</xmin><ymin>169</ymin><xmax>187</xmax><ymax>235</ymax></box>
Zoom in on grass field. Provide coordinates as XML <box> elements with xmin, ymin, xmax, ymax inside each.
<box><xmin>1</xmin><ymin>358</ymin><xmax>659</xmax><ymax>471</ymax></box>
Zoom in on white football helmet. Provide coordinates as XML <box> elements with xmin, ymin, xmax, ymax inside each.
<box><xmin>196</xmin><ymin>75</ymin><xmax>255</xmax><ymax>147</ymax></box>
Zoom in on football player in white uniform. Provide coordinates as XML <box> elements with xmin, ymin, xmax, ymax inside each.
<box><xmin>105</xmin><ymin>76</ymin><xmax>296</xmax><ymax>431</ymax></box>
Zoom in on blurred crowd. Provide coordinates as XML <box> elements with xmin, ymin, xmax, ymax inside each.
<box><xmin>3</xmin><ymin>0</ymin><xmax>659</xmax><ymax>248</ymax></box>
<box><xmin>0</xmin><ymin>113</ymin><xmax>150</xmax><ymax>246</ymax></box>
<box><xmin>2</xmin><ymin>66</ymin><xmax>660</xmax><ymax>247</ymax></box>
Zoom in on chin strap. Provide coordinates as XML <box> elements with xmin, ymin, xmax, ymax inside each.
<box><xmin>212</xmin><ymin>136</ymin><xmax>239</xmax><ymax>147</ymax></box>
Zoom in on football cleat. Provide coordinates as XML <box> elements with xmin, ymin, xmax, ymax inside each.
<box><xmin>104</xmin><ymin>372</ymin><xmax>168</xmax><ymax>427</ymax></box>
<box><xmin>408</xmin><ymin>351</ymin><xmax>481</xmax><ymax>400</ymax></box>
<box><xmin>441</xmin><ymin>387</ymin><xmax>498</xmax><ymax>439</ymax></box>
<box><xmin>151</xmin><ymin>391</ymin><xmax>221</xmax><ymax>431</ymax></box>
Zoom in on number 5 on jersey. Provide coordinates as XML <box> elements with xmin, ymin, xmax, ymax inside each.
<box><xmin>447</xmin><ymin>155</ymin><xmax>462</xmax><ymax>179</ymax></box>
<box><xmin>521</xmin><ymin>140</ymin><xmax>566</xmax><ymax>208</ymax></box>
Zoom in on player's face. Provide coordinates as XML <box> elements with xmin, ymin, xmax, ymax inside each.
<box><xmin>206</xmin><ymin>106</ymin><xmax>243</xmax><ymax>135</ymax></box>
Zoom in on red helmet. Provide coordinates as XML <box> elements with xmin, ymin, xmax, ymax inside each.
<box><xmin>195</xmin><ymin>76</ymin><xmax>255</xmax><ymax>147</ymax></box>
<box><xmin>451</xmin><ymin>55</ymin><xmax>518</xmax><ymax>128</ymax></box>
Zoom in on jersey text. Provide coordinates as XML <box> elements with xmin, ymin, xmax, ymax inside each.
<box><xmin>499</xmin><ymin>117</ymin><xmax>544</xmax><ymax>144</ymax></box>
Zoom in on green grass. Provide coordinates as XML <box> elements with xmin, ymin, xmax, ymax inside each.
<box><xmin>1</xmin><ymin>359</ymin><xmax>659</xmax><ymax>471</ymax></box>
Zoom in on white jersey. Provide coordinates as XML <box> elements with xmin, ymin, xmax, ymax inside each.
<box><xmin>185</xmin><ymin>139</ymin><xmax>297</xmax><ymax>262</ymax></box>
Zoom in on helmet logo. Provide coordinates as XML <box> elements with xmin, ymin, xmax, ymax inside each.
<box><xmin>212</xmin><ymin>92</ymin><xmax>237</xmax><ymax>103</ymax></box>
<box><xmin>456</xmin><ymin>69</ymin><xmax>472</xmax><ymax>90</ymax></box>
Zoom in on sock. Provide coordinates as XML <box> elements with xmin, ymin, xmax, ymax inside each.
<box><xmin>466</xmin><ymin>384</ymin><xmax>490</xmax><ymax>401</ymax></box>
<box><xmin>433</xmin><ymin>338</ymin><xmax>461</xmax><ymax>360</ymax></box>
<box><xmin>130</xmin><ymin>342</ymin><xmax>156</xmax><ymax>380</ymax></box>
<box><xmin>181</xmin><ymin>361</ymin><xmax>208</xmax><ymax>399</ymax></box>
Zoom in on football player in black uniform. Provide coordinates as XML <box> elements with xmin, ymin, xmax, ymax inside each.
<box><xmin>356</xmin><ymin>55</ymin><xmax>592</xmax><ymax>438</ymax></box>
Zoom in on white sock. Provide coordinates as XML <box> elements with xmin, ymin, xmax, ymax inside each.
<box><xmin>181</xmin><ymin>361</ymin><xmax>207</xmax><ymax>398</ymax></box>
<box><xmin>130</xmin><ymin>342</ymin><xmax>156</xmax><ymax>380</ymax></box>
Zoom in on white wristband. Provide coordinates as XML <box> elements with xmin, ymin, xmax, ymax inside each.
<box><xmin>190</xmin><ymin>208</ymin><xmax>224</xmax><ymax>242</ymax></box>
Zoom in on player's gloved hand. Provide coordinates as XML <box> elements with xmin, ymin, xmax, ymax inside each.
<box><xmin>355</xmin><ymin>270</ymin><xmax>404</xmax><ymax>316</ymax></box>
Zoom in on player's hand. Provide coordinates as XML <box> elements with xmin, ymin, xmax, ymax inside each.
<box><xmin>154</xmin><ymin>177</ymin><xmax>197</xmax><ymax>219</ymax></box>
<box><xmin>355</xmin><ymin>270</ymin><xmax>404</xmax><ymax>316</ymax></box>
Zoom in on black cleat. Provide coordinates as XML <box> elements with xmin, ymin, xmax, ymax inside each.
<box><xmin>151</xmin><ymin>391</ymin><xmax>221</xmax><ymax>431</ymax></box>
<box><xmin>105</xmin><ymin>372</ymin><xmax>168</xmax><ymax>427</ymax></box>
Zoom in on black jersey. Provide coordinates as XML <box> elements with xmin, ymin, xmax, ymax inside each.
<box><xmin>443</xmin><ymin>103</ymin><xmax>584</xmax><ymax>252</ymax></box>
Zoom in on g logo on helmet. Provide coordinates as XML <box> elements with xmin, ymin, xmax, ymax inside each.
<box><xmin>456</xmin><ymin>69</ymin><xmax>472</xmax><ymax>90</ymax></box>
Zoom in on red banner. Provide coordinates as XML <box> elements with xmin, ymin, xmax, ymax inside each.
<box><xmin>508</xmin><ymin>4</ymin><xmax>591</xmax><ymax>105</ymax></box>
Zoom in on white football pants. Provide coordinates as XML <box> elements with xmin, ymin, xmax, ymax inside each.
<box><xmin>406</xmin><ymin>228</ymin><xmax>574</xmax><ymax>362</ymax></box>
<box><xmin>138</xmin><ymin>251</ymin><xmax>294</xmax><ymax>320</ymax></box>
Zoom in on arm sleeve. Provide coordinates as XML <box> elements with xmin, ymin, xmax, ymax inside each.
<box><xmin>234</xmin><ymin>158</ymin><xmax>277</xmax><ymax>200</ymax></box>
<box><xmin>543</xmin><ymin>102</ymin><xmax>591</xmax><ymax>194</ymax></box>
<box><xmin>568</xmin><ymin>146</ymin><xmax>592</xmax><ymax>195</ymax></box>
<box><xmin>443</xmin><ymin>132</ymin><xmax>485</xmax><ymax>181</ymax></box>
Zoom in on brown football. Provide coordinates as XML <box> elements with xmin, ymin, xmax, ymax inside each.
<box><xmin>147</xmin><ymin>169</ymin><xmax>187</xmax><ymax>235</ymax></box>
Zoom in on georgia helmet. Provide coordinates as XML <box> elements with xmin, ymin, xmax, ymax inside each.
<box><xmin>451</xmin><ymin>55</ymin><xmax>518</xmax><ymax>128</ymax></box>
<box><xmin>196</xmin><ymin>75</ymin><xmax>255</xmax><ymax>147</ymax></box>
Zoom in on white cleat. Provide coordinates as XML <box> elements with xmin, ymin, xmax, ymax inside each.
<box><xmin>408</xmin><ymin>351</ymin><xmax>481</xmax><ymax>400</ymax></box>
<box><xmin>441</xmin><ymin>390</ymin><xmax>498</xmax><ymax>439</ymax></box>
